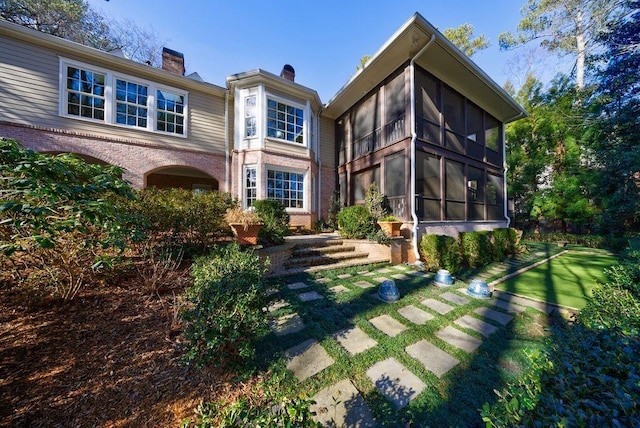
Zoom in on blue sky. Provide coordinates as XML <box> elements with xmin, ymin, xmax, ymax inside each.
<box><xmin>88</xmin><ymin>0</ymin><xmax>563</xmax><ymax>102</ymax></box>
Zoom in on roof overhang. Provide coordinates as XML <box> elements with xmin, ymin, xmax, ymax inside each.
<box><xmin>226</xmin><ymin>69</ymin><xmax>323</xmax><ymax>110</ymax></box>
<box><xmin>0</xmin><ymin>19</ymin><xmax>227</xmax><ymax>97</ymax></box>
<box><xmin>323</xmin><ymin>12</ymin><xmax>527</xmax><ymax>123</ymax></box>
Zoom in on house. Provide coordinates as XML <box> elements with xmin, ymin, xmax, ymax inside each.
<box><xmin>0</xmin><ymin>12</ymin><xmax>525</xmax><ymax>254</ymax></box>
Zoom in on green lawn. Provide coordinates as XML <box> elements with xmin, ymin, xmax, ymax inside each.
<box><xmin>496</xmin><ymin>250</ymin><xmax>618</xmax><ymax>309</ymax></box>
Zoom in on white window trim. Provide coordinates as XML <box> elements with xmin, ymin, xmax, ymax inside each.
<box><xmin>265</xmin><ymin>164</ymin><xmax>307</xmax><ymax>212</ymax></box>
<box><xmin>59</xmin><ymin>57</ymin><xmax>188</xmax><ymax>138</ymax></box>
<box><xmin>265</xmin><ymin>93</ymin><xmax>307</xmax><ymax>148</ymax></box>
<box><xmin>243</xmin><ymin>164</ymin><xmax>258</xmax><ymax>209</ymax></box>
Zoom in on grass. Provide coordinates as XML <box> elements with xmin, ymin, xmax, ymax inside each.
<box><xmin>255</xmin><ymin>262</ymin><xmax>551</xmax><ymax>426</ymax></box>
<box><xmin>495</xmin><ymin>249</ymin><xmax>618</xmax><ymax>310</ymax></box>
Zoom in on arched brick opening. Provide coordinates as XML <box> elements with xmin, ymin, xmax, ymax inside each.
<box><xmin>145</xmin><ymin>166</ymin><xmax>219</xmax><ymax>191</ymax></box>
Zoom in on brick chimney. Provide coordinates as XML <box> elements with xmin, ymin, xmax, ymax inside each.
<box><xmin>280</xmin><ymin>64</ymin><xmax>295</xmax><ymax>82</ymax></box>
<box><xmin>162</xmin><ymin>47</ymin><xmax>185</xmax><ymax>76</ymax></box>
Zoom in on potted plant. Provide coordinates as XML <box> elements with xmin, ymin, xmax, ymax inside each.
<box><xmin>224</xmin><ymin>206</ymin><xmax>262</xmax><ymax>245</ymax></box>
<box><xmin>377</xmin><ymin>215</ymin><xmax>403</xmax><ymax>237</ymax></box>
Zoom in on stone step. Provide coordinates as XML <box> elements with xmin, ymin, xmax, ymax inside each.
<box><xmin>284</xmin><ymin>250</ymin><xmax>370</xmax><ymax>269</ymax></box>
<box><xmin>292</xmin><ymin>244</ymin><xmax>356</xmax><ymax>257</ymax></box>
<box><xmin>281</xmin><ymin>256</ymin><xmax>390</xmax><ymax>275</ymax></box>
<box><xmin>293</xmin><ymin>239</ymin><xmax>344</xmax><ymax>249</ymax></box>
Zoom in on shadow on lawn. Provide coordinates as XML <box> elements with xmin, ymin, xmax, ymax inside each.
<box><xmin>253</xmin><ymin>251</ymin><xmax>560</xmax><ymax>426</ymax></box>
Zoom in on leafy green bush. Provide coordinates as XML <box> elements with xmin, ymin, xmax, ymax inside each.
<box><xmin>336</xmin><ymin>205</ymin><xmax>376</xmax><ymax>239</ymax></box>
<box><xmin>253</xmin><ymin>199</ymin><xmax>290</xmax><ymax>245</ymax></box>
<box><xmin>0</xmin><ymin>138</ymin><xmax>136</xmax><ymax>301</ymax></box>
<box><xmin>419</xmin><ymin>234</ymin><xmax>461</xmax><ymax>274</ymax></box>
<box><xmin>364</xmin><ymin>182</ymin><xmax>390</xmax><ymax>222</ymax></box>
<box><xmin>492</xmin><ymin>228</ymin><xmax>518</xmax><ymax>261</ymax></box>
<box><xmin>481</xmin><ymin>323</ymin><xmax>640</xmax><ymax>427</ymax></box>
<box><xmin>181</xmin><ymin>243</ymin><xmax>269</xmax><ymax>368</ymax></box>
<box><xmin>184</xmin><ymin>369</ymin><xmax>319</xmax><ymax>427</ymax></box>
<box><xmin>522</xmin><ymin>231</ymin><xmax>626</xmax><ymax>250</ymax></box>
<box><xmin>126</xmin><ymin>188</ymin><xmax>235</xmax><ymax>252</ymax></box>
<box><xmin>460</xmin><ymin>231</ymin><xmax>492</xmax><ymax>268</ymax></box>
<box><xmin>327</xmin><ymin>191</ymin><xmax>342</xmax><ymax>230</ymax></box>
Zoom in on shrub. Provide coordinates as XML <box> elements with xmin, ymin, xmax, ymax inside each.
<box><xmin>419</xmin><ymin>234</ymin><xmax>461</xmax><ymax>274</ymax></box>
<box><xmin>336</xmin><ymin>205</ymin><xmax>376</xmax><ymax>239</ymax></box>
<box><xmin>253</xmin><ymin>199</ymin><xmax>290</xmax><ymax>245</ymax></box>
<box><xmin>327</xmin><ymin>191</ymin><xmax>342</xmax><ymax>230</ymax></box>
<box><xmin>364</xmin><ymin>182</ymin><xmax>390</xmax><ymax>222</ymax></box>
<box><xmin>0</xmin><ymin>138</ymin><xmax>136</xmax><ymax>302</ymax></box>
<box><xmin>521</xmin><ymin>231</ymin><xmax>626</xmax><ymax>250</ymax></box>
<box><xmin>460</xmin><ymin>231</ymin><xmax>492</xmax><ymax>268</ymax></box>
<box><xmin>128</xmin><ymin>188</ymin><xmax>234</xmax><ymax>251</ymax></box>
<box><xmin>181</xmin><ymin>243</ymin><xmax>269</xmax><ymax>368</ymax></box>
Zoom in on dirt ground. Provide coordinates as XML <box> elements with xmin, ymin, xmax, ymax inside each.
<box><xmin>0</xmin><ymin>282</ymin><xmax>243</xmax><ymax>427</ymax></box>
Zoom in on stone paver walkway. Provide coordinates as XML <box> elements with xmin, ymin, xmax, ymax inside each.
<box><xmin>270</xmin><ymin>256</ymin><xmax>561</xmax><ymax>426</ymax></box>
<box><xmin>369</xmin><ymin>314</ymin><xmax>408</xmax><ymax>337</ymax></box>
<box><xmin>283</xmin><ymin>339</ymin><xmax>334</xmax><ymax>382</ymax></box>
<box><xmin>366</xmin><ymin>358</ymin><xmax>426</xmax><ymax>409</ymax></box>
<box><xmin>398</xmin><ymin>305</ymin><xmax>435</xmax><ymax>325</ymax></box>
<box><xmin>333</xmin><ymin>326</ymin><xmax>378</xmax><ymax>355</ymax></box>
<box><xmin>311</xmin><ymin>379</ymin><xmax>377</xmax><ymax>427</ymax></box>
<box><xmin>406</xmin><ymin>340</ymin><xmax>460</xmax><ymax>378</ymax></box>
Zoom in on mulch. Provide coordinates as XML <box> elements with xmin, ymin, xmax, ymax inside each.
<box><xmin>0</xmin><ymin>281</ymin><xmax>245</xmax><ymax>427</ymax></box>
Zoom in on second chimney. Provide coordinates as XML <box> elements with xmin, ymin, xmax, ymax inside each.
<box><xmin>280</xmin><ymin>64</ymin><xmax>295</xmax><ymax>82</ymax></box>
<box><xmin>162</xmin><ymin>47</ymin><xmax>185</xmax><ymax>76</ymax></box>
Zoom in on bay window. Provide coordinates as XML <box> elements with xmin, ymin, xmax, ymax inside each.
<box><xmin>267</xmin><ymin>169</ymin><xmax>305</xmax><ymax>209</ymax></box>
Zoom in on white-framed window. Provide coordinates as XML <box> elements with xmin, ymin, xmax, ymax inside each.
<box><xmin>245</xmin><ymin>95</ymin><xmax>257</xmax><ymax>138</ymax></box>
<box><xmin>244</xmin><ymin>165</ymin><xmax>257</xmax><ymax>208</ymax></box>
<box><xmin>115</xmin><ymin>78</ymin><xmax>148</xmax><ymax>128</ymax></box>
<box><xmin>156</xmin><ymin>89</ymin><xmax>185</xmax><ymax>135</ymax></box>
<box><xmin>65</xmin><ymin>65</ymin><xmax>105</xmax><ymax>120</ymax></box>
<box><xmin>267</xmin><ymin>98</ymin><xmax>304</xmax><ymax>144</ymax></box>
<box><xmin>267</xmin><ymin>169</ymin><xmax>304</xmax><ymax>209</ymax></box>
<box><xmin>60</xmin><ymin>58</ymin><xmax>188</xmax><ymax>137</ymax></box>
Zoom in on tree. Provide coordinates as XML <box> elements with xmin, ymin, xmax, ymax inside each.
<box><xmin>443</xmin><ymin>23</ymin><xmax>490</xmax><ymax>57</ymax></box>
<box><xmin>588</xmin><ymin>0</ymin><xmax>640</xmax><ymax>232</ymax></box>
<box><xmin>506</xmin><ymin>75</ymin><xmax>597</xmax><ymax>232</ymax></box>
<box><xmin>499</xmin><ymin>0</ymin><xmax>624</xmax><ymax>89</ymax></box>
<box><xmin>0</xmin><ymin>0</ymin><xmax>163</xmax><ymax>66</ymax></box>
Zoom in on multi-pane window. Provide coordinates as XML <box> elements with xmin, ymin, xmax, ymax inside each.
<box><xmin>115</xmin><ymin>79</ymin><xmax>148</xmax><ymax>128</ymax></box>
<box><xmin>66</xmin><ymin>66</ymin><xmax>105</xmax><ymax>120</ymax></box>
<box><xmin>61</xmin><ymin>59</ymin><xmax>187</xmax><ymax>136</ymax></box>
<box><xmin>245</xmin><ymin>95</ymin><xmax>257</xmax><ymax>138</ymax></box>
<box><xmin>267</xmin><ymin>170</ymin><xmax>304</xmax><ymax>208</ymax></box>
<box><xmin>156</xmin><ymin>90</ymin><xmax>185</xmax><ymax>135</ymax></box>
<box><xmin>244</xmin><ymin>166</ymin><xmax>257</xmax><ymax>208</ymax></box>
<box><xmin>267</xmin><ymin>99</ymin><xmax>304</xmax><ymax>143</ymax></box>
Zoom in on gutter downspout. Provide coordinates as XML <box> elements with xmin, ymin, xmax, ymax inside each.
<box><xmin>501</xmin><ymin>110</ymin><xmax>526</xmax><ymax>227</ymax></box>
<box><xmin>410</xmin><ymin>34</ymin><xmax>436</xmax><ymax>261</ymax></box>
<box><xmin>224</xmin><ymin>89</ymin><xmax>230</xmax><ymax>192</ymax></box>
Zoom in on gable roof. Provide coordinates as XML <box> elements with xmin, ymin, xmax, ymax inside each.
<box><xmin>323</xmin><ymin>12</ymin><xmax>527</xmax><ymax>123</ymax></box>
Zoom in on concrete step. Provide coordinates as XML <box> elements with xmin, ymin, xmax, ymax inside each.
<box><xmin>293</xmin><ymin>239</ymin><xmax>344</xmax><ymax>249</ymax></box>
<box><xmin>282</xmin><ymin>256</ymin><xmax>389</xmax><ymax>275</ymax></box>
<box><xmin>293</xmin><ymin>244</ymin><xmax>356</xmax><ymax>257</ymax></box>
<box><xmin>285</xmin><ymin>251</ymin><xmax>370</xmax><ymax>269</ymax></box>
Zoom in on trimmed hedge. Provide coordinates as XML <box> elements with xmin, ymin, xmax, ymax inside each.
<box><xmin>460</xmin><ymin>231</ymin><xmax>492</xmax><ymax>268</ymax></box>
<box><xmin>419</xmin><ymin>234</ymin><xmax>461</xmax><ymax>274</ymax></box>
<box><xmin>522</xmin><ymin>231</ymin><xmax>627</xmax><ymax>250</ymax></box>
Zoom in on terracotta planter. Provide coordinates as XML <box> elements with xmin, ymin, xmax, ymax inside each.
<box><xmin>229</xmin><ymin>223</ymin><xmax>262</xmax><ymax>245</ymax></box>
<box><xmin>377</xmin><ymin>220</ymin><xmax>402</xmax><ymax>237</ymax></box>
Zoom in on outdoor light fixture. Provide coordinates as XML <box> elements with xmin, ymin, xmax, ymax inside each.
<box><xmin>434</xmin><ymin>269</ymin><xmax>454</xmax><ymax>287</ymax></box>
<box><xmin>378</xmin><ymin>280</ymin><xmax>400</xmax><ymax>302</ymax></box>
<box><xmin>467</xmin><ymin>279</ymin><xmax>493</xmax><ymax>299</ymax></box>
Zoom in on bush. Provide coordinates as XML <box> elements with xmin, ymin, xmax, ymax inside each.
<box><xmin>336</xmin><ymin>205</ymin><xmax>376</xmax><ymax>239</ymax></box>
<box><xmin>127</xmin><ymin>188</ymin><xmax>235</xmax><ymax>252</ymax></box>
<box><xmin>419</xmin><ymin>234</ymin><xmax>461</xmax><ymax>274</ymax></box>
<box><xmin>460</xmin><ymin>231</ymin><xmax>492</xmax><ymax>268</ymax></box>
<box><xmin>181</xmin><ymin>243</ymin><xmax>269</xmax><ymax>368</ymax></box>
<box><xmin>327</xmin><ymin>191</ymin><xmax>342</xmax><ymax>230</ymax></box>
<box><xmin>0</xmin><ymin>138</ymin><xmax>136</xmax><ymax>302</ymax></box>
<box><xmin>522</xmin><ymin>231</ymin><xmax>626</xmax><ymax>250</ymax></box>
<box><xmin>491</xmin><ymin>228</ymin><xmax>519</xmax><ymax>261</ymax></box>
<box><xmin>364</xmin><ymin>182</ymin><xmax>390</xmax><ymax>222</ymax></box>
<box><xmin>253</xmin><ymin>199</ymin><xmax>290</xmax><ymax>245</ymax></box>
